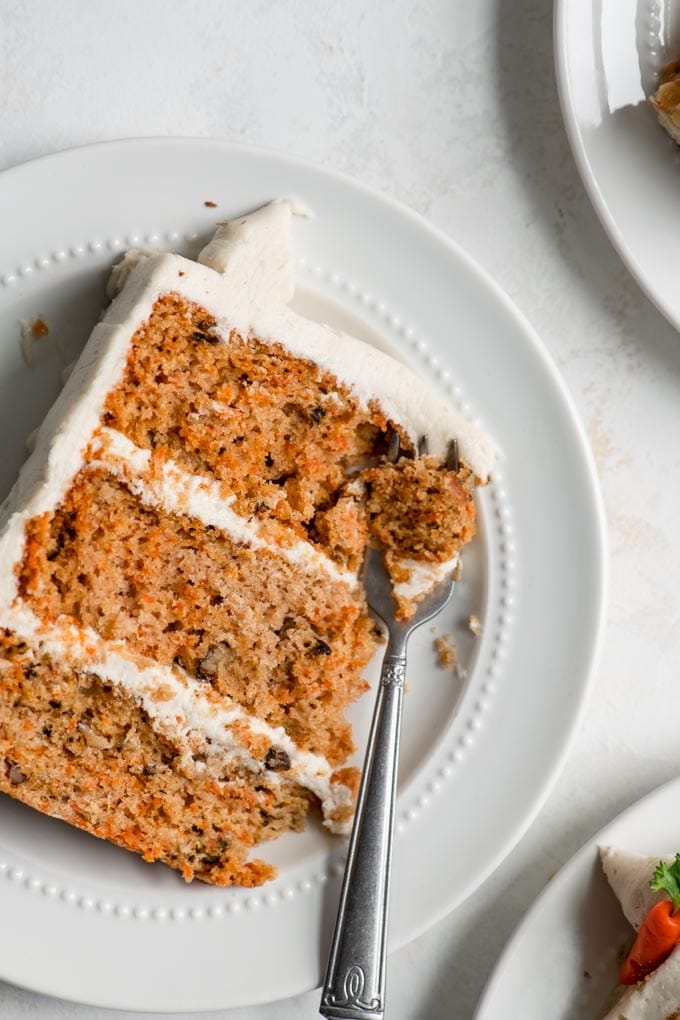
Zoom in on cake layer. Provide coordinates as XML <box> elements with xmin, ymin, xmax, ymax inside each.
<box><xmin>0</xmin><ymin>630</ymin><xmax>313</xmax><ymax>886</ymax></box>
<box><xmin>101</xmin><ymin>293</ymin><xmax>398</xmax><ymax>569</ymax></box>
<box><xmin>18</xmin><ymin>468</ymin><xmax>376</xmax><ymax>763</ymax></box>
<box><xmin>90</xmin><ymin>426</ymin><xmax>355</xmax><ymax>584</ymax></box>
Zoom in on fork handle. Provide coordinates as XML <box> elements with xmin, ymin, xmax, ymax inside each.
<box><xmin>319</xmin><ymin>651</ymin><xmax>406</xmax><ymax>1020</ymax></box>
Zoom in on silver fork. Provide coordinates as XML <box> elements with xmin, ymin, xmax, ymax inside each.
<box><xmin>320</xmin><ymin>435</ymin><xmax>458</xmax><ymax>1020</ymax></box>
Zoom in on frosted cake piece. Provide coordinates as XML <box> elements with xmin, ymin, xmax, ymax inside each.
<box><xmin>0</xmin><ymin>201</ymin><xmax>496</xmax><ymax>886</ymax></box>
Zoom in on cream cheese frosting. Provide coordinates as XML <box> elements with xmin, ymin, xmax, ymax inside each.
<box><xmin>392</xmin><ymin>556</ymin><xmax>460</xmax><ymax>606</ymax></box>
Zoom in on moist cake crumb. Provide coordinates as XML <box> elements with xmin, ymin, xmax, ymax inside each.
<box><xmin>435</xmin><ymin>634</ymin><xmax>457</xmax><ymax>669</ymax></box>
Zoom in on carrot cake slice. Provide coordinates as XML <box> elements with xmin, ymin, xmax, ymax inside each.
<box><xmin>0</xmin><ymin>200</ymin><xmax>496</xmax><ymax>886</ymax></box>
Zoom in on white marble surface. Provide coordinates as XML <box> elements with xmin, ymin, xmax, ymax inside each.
<box><xmin>1</xmin><ymin>0</ymin><xmax>679</xmax><ymax>1017</ymax></box>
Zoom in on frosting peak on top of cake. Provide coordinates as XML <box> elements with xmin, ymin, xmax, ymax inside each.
<box><xmin>198</xmin><ymin>198</ymin><xmax>297</xmax><ymax>312</ymax></box>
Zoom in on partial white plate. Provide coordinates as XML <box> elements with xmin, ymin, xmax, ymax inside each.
<box><xmin>474</xmin><ymin>776</ymin><xmax>680</xmax><ymax>1020</ymax></box>
<box><xmin>0</xmin><ymin>138</ymin><xmax>606</xmax><ymax>1012</ymax></box>
<box><xmin>555</xmin><ymin>0</ymin><xmax>680</xmax><ymax>331</ymax></box>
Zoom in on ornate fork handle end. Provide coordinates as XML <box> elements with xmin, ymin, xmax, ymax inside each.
<box><xmin>321</xmin><ymin>545</ymin><xmax>455</xmax><ymax>1020</ymax></box>
<box><xmin>320</xmin><ymin>1003</ymin><xmax>383</xmax><ymax>1020</ymax></box>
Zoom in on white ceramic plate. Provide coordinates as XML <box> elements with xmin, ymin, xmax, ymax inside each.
<box><xmin>555</xmin><ymin>0</ymin><xmax>680</xmax><ymax>331</ymax></box>
<box><xmin>0</xmin><ymin>138</ymin><xmax>606</xmax><ymax>1012</ymax></box>
<box><xmin>474</xmin><ymin>776</ymin><xmax>680</xmax><ymax>1020</ymax></box>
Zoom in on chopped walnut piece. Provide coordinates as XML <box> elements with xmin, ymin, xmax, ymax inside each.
<box><xmin>196</xmin><ymin>642</ymin><xmax>236</xmax><ymax>680</ymax></box>
<box><xmin>311</xmin><ymin>639</ymin><xmax>332</xmax><ymax>657</ymax></box>
<box><xmin>7</xmin><ymin>763</ymin><xmax>27</xmax><ymax>785</ymax></box>
<box><xmin>77</xmin><ymin>721</ymin><xmax>112</xmax><ymax>751</ymax></box>
<box><xmin>265</xmin><ymin>747</ymin><xmax>291</xmax><ymax>771</ymax></box>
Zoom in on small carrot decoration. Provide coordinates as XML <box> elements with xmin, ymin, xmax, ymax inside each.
<box><xmin>619</xmin><ymin>853</ymin><xmax>680</xmax><ymax>984</ymax></box>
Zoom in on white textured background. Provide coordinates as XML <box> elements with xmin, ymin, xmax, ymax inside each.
<box><xmin>2</xmin><ymin>0</ymin><xmax>680</xmax><ymax>1017</ymax></box>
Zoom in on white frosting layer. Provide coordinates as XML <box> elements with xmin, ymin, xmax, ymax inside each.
<box><xmin>0</xmin><ymin>603</ymin><xmax>352</xmax><ymax>834</ymax></box>
<box><xmin>92</xmin><ymin>427</ymin><xmax>355</xmax><ymax>586</ymax></box>
<box><xmin>392</xmin><ymin>556</ymin><xmax>459</xmax><ymax>605</ymax></box>
<box><xmin>197</xmin><ymin>199</ymin><xmax>296</xmax><ymax>311</ymax></box>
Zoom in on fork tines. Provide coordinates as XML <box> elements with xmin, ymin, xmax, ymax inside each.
<box><xmin>386</xmin><ymin>430</ymin><xmax>459</xmax><ymax>470</ymax></box>
<box><xmin>445</xmin><ymin>437</ymin><xmax>459</xmax><ymax>473</ymax></box>
<box><xmin>386</xmin><ymin>430</ymin><xmax>400</xmax><ymax>464</ymax></box>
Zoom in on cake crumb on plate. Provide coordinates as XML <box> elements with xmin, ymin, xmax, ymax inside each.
<box><xmin>435</xmin><ymin>634</ymin><xmax>457</xmax><ymax>668</ymax></box>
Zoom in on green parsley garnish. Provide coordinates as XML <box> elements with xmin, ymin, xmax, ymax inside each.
<box><xmin>651</xmin><ymin>854</ymin><xmax>680</xmax><ymax>912</ymax></box>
